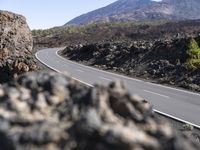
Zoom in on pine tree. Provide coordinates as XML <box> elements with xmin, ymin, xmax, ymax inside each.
<box><xmin>187</xmin><ymin>38</ymin><xmax>200</xmax><ymax>70</ymax></box>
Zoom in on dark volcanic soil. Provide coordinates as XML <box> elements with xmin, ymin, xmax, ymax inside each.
<box><xmin>61</xmin><ymin>37</ymin><xmax>200</xmax><ymax>92</ymax></box>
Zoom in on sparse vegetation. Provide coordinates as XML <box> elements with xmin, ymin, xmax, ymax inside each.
<box><xmin>32</xmin><ymin>20</ymin><xmax>170</xmax><ymax>37</ymax></box>
<box><xmin>183</xmin><ymin>123</ymin><xmax>194</xmax><ymax>131</ymax></box>
<box><xmin>187</xmin><ymin>38</ymin><xmax>200</xmax><ymax>70</ymax></box>
<box><xmin>32</xmin><ymin>26</ymin><xmax>80</xmax><ymax>37</ymax></box>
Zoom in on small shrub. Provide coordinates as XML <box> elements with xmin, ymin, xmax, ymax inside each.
<box><xmin>183</xmin><ymin>123</ymin><xmax>194</xmax><ymax>131</ymax></box>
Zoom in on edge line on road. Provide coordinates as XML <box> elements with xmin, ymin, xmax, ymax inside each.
<box><xmin>154</xmin><ymin>109</ymin><xmax>200</xmax><ymax>129</ymax></box>
<box><xmin>35</xmin><ymin>52</ymin><xmax>93</xmax><ymax>87</ymax></box>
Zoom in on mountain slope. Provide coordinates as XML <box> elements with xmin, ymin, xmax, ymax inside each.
<box><xmin>65</xmin><ymin>0</ymin><xmax>200</xmax><ymax>25</ymax></box>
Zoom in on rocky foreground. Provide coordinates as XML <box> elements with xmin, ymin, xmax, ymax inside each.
<box><xmin>61</xmin><ymin>37</ymin><xmax>200</xmax><ymax>92</ymax></box>
<box><xmin>0</xmin><ymin>11</ymin><xmax>39</xmax><ymax>83</ymax></box>
<box><xmin>0</xmin><ymin>71</ymin><xmax>199</xmax><ymax>150</ymax></box>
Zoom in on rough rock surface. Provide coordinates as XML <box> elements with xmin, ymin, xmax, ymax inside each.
<box><xmin>0</xmin><ymin>11</ymin><xmax>39</xmax><ymax>83</ymax></box>
<box><xmin>0</xmin><ymin>71</ymin><xmax>199</xmax><ymax>150</ymax></box>
<box><xmin>61</xmin><ymin>37</ymin><xmax>200</xmax><ymax>92</ymax></box>
<box><xmin>0</xmin><ymin>10</ymin><xmax>32</xmax><ymax>55</ymax></box>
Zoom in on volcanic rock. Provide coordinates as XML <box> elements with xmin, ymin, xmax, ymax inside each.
<box><xmin>0</xmin><ymin>11</ymin><xmax>39</xmax><ymax>83</ymax></box>
<box><xmin>0</xmin><ymin>71</ymin><xmax>199</xmax><ymax>150</ymax></box>
<box><xmin>0</xmin><ymin>10</ymin><xmax>32</xmax><ymax>56</ymax></box>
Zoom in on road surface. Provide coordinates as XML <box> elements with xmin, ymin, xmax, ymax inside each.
<box><xmin>36</xmin><ymin>47</ymin><xmax>200</xmax><ymax>128</ymax></box>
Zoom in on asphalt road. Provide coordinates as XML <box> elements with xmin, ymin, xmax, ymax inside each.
<box><xmin>36</xmin><ymin>47</ymin><xmax>200</xmax><ymax>128</ymax></box>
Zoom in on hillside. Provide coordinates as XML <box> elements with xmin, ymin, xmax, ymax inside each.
<box><xmin>65</xmin><ymin>0</ymin><xmax>200</xmax><ymax>25</ymax></box>
<box><xmin>33</xmin><ymin>20</ymin><xmax>200</xmax><ymax>49</ymax></box>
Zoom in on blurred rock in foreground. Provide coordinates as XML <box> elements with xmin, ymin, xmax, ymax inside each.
<box><xmin>0</xmin><ymin>71</ymin><xmax>199</xmax><ymax>150</ymax></box>
<box><xmin>0</xmin><ymin>10</ymin><xmax>39</xmax><ymax>83</ymax></box>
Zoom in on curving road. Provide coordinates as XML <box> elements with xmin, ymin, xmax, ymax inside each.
<box><xmin>36</xmin><ymin>48</ymin><xmax>200</xmax><ymax>128</ymax></box>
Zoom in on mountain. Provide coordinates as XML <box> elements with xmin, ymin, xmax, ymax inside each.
<box><xmin>64</xmin><ymin>0</ymin><xmax>200</xmax><ymax>26</ymax></box>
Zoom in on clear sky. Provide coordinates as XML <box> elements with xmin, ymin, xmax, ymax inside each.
<box><xmin>0</xmin><ymin>0</ymin><xmax>117</xmax><ymax>29</ymax></box>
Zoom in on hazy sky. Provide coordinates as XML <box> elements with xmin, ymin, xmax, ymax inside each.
<box><xmin>0</xmin><ymin>0</ymin><xmax>117</xmax><ymax>29</ymax></box>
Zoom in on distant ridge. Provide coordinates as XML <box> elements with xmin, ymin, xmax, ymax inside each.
<box><xmin>64</xmin><ymin>0</ymin><xmax>200</xmax><ymax>26</ymax></box>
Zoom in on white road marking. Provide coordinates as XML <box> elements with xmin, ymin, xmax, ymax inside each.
<box><xmin>99</xmin><ymin>76</ymin><xmax>112</xmax><ymax>81</ymax></box>
<box><xmin>145</xmin><ymin>82</ymin><xmax>200</xmax><ymax>96</ymax></box>
<box><xmin>72</xmin><ymin>77</ymin><xmax>93</xmax><ymax>87</ymax></box>
<box><xmin>76</xmin><ymin>69</ymin><xmax>84</xmax><ymax>73</ymax></box>
<box><xmin>35</xmin><ymin>52</ymin><xmax>93</xmax><ymax>87</ymax></box>
<box><xmin>143</xmin><ymin>90</ymin><xmax>169</xmax><ymax>99</ymax></box>
<box><xmin>154</xmin><ymin>109</ymin><xmax>200</xmax><ymax>129</ymax></box>
<box><xmin>35</xmin><ymin>52</ymin><xmax>62</xmax><ymax>73</ymax></box>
